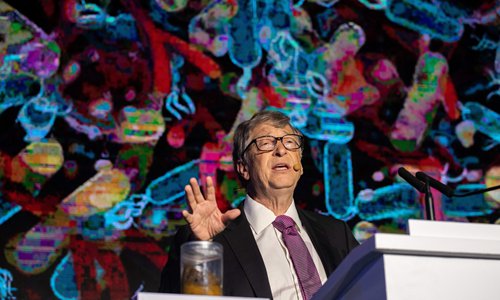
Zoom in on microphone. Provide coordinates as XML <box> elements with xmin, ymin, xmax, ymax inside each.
<box><xmin>415</xmin><ymin>172</ymin><xmax>454</xmax><ymax>197</ymax></box>
<box><xmin>293</xmin><ymin>163</ymin><xmax>302</xmax><ymax>172</ymax></box>
<box><xmin>397</xmin><ymin>167</ymin><xmax>425</xmax><ymax>193</ymax></box>
<box><xmin>398</xmin><ymin>167</ymin><xmax>436</xmax><ymax>221</ymax></box>
<box><xmin>415</xmin><ymin>171</ymin><xmax>500</xmax><ymax>197</ymax></box>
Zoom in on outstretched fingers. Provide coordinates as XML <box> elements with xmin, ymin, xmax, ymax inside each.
<box><xmin>184</xmin><ymin>183</ymin><xmax>197</xmax><ymax>211</ymax></box>
<box><xmin>221</xmin><ymin>208</ymin><xmax>241</xmax><ymax>225</ymax></box>
<box><xmin>183</xmin><ymin>177</ymin><xmax>213</xmax><ymax>227</ymax></box>
<box><xmin>205</xmin><ymin>176</ymin><xmax>216</xmax><ymax>202</ymax></box>
<box><xmin>189</xmin><ymin>177</ymin><xmax>205</xmax><ymax>203</ymax></box>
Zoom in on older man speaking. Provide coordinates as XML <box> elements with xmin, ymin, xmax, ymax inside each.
<box><xmin>159</xmin><ymin>110</ymin><xmax>359</xmax><ymax>299</ymax></box>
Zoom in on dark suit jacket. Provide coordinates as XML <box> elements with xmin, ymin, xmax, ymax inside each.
<box><xmin>158</xmin><ymin>206</ymin><xmax>359</xmax><ymax>298</ymax></box>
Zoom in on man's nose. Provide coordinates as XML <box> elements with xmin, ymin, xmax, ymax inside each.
<box><xmin>274</xmin><ymin>140</ymin><xmax>287</xmax><ymax>156</ymax></box>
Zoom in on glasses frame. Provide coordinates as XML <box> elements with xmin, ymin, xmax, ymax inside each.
<box><xmin>242</xmin><ymin>134</ymin><xmax>304</xmax><ymax>156</ymax></box>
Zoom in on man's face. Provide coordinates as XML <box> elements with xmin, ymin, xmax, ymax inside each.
<box><xmin>238</xmin><ymin>122</ymin><xmax>303</xmax><ymax>195</ymax></box>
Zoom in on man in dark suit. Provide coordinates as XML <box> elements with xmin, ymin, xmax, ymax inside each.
<box><xmin>159</xmin><ymin>110</ymin><xmax>359</xmax><ymax>299</ymax></box>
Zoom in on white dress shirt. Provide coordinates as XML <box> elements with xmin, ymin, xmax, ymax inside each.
<box><xmin>244</xmin><ymin>195</ymin><xmax>327</xmax><ymax>300</ymax></box>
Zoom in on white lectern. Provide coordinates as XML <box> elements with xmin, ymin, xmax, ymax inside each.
<box><xmin>312</xmin><ymin>219</ymin><xmax>500</xmax><ymax>300</ymax></box>
<box><xmin>137</xmin><ymin>293</ymin><xmax>267</xmax><ymax>300</ymax></box>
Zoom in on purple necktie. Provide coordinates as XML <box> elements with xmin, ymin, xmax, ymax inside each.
<box><xmin>273</xmin><ymin>215</ymin><xmax>322</xmax><ymax>300</ymax></box>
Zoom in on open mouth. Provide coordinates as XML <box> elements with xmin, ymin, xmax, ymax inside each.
<box><xmin>272</xmin><ymin>163</ymin><xmax>290</xmax><ymax>171</ymax></box>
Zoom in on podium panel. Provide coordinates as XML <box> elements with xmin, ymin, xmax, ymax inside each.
<box><xmin>339</xmin><ymin>254</ymin><xmax>500</xmax><ymax>300</ymax></box>
<box><xmin>138</xmin><ymin>292</ymin><xmax>268</xmax><ymax>300</ymax></box>
<box><xmin>313</xmin><ymin>219</ymin><xmax>500</xmax><ymax>300</ymax></box>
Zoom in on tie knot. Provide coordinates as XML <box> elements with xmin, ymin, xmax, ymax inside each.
<box><xmin>272</xmin><ymin>215</ymin><xmax>297</xmax><ymax>235</ymax></box>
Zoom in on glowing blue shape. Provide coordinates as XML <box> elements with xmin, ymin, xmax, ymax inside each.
<box><xmin>302</xmin><ymin>105</ymin><xmax>354</xmax><ymax>144</ymax></box>
<box><xmin>150</xmin><ymin>0</ymin><xmax>182</xmax><ymax>32</ymax></box>
<box><xmin>315</xmin><ymin>0</ymin><xmax>341</xmax><ymax>8</ymax></box>
<box><xmin>358</xmin><ymin>0</ymin><xmax>387</xmax><ymax>10</ymax></box>
<box><xmin>166</xmin><ymin>91</ymin><xmax>191</xmax><ymax>120</ymax></box>
<box><xmin>17</xmin><ymin>95</ymin><xmax>58</xmax><ymax>142</ymax></box>
<box><xmin>0</xmin><ymin>268</ymin><xmax>16</xmax><ymax>299</ymax></box>
<box><xmin>0</xmin><ymin>198</ymin><xmax>21</xmax><ymax>226</ymax></box>
<box><xmin>293</xmin><ymin>0</ymin><xmax>306</xmax><ymax>8</ymax></box>
<box><xmin>46</xmin><ymin>82</ymin><xmax>73</xmax><ymax>116</ymax></box>
<box><xmin>257</xmin><ymin>0</ymin><xmax>291</xmax><ymax>50</ymax></box>
<box><xmin>94</xmin><ymin>100</ymin><xmax>111</xmax><ymax>112</ymax></box>
<box><xmin>236</xmin><ymin>67</ymin><xmax>253</xmax><ymax>99</ymax></box>
<box><xmin>50</xmin><ymin>253</ymin><xmax>78</xmax><ymax>300</ymax></box>
<box><xmin>228</xmin><ymin>0</ymin><xmax>262</xmax><ymax>97</ymax></box>
<box><xmin>265</xmin><ymin>31</ymin><xmax>313</xmax><ymax>107</ymax></box>
<box><xmin>462</xmin><ymin>102</ymin><xmax>500</xmax><ymax>143</ymax></box>
<box><xmin>146</xmin><ymin>159</ymin><xmax>200</xmax><ymax>205</ymax></box>
<box><xmin>268</xmin><ymin>31</ymin><xmax>310</xmax><ymax>77</ymax></box>
<box><xmin>165</xmin><ymin>91</ymin><xmax>182</xmax><ymax>120</ymax></box>
<box><xmin>151</xmin><ymin>208</ymin><xmax>164</xmax><ymax>225</ymax></box>
<box><xmin>0</xmin><ymin>92</ymin><xmax>25</xmax><ymax>114</ymax></box>
<box><xmin>356</xmin><ymin>183</ymin><xmax>421</xmax><ymax>221</ymax></box>
<box><xmin>306</xmin><ymin>71</ymin><xmax>329</xmax><ymax>99</ymax></box>
<box><xmin>2</xmin><ymin>54</ymin><xmax>23</xmax><ymax>63</ymax></box>
<box><xmin>323</xmin><ymin>143</ymin><xmax>357</xmax><ymax>220</ymax></box>
<box><xmin>262</xmin><ymin>0</ymin><xmax>290</xmax><ymax>29</ymax></box>
<box><xmin>164</xmin><ymin>91</ymin><xmax>195</xmax><ymax>120</ymax></box>
<box><xmin>179</xmin><ymin>93</ymin><xmax>195</xmax><ymax>114</ymax></box>
<box><xmin>442</xmin><ymin>184</ymin><xmax>493</xmax><ymax>217</ymax></box>
<box><xmin>231</xmin><ymin>195</ymin><xmax>246</xmax><ymax>208</ymax></box>
<box><xmin>75</xmin><ymin>3</ymin><xmax>107</xmax><ymax>30</ymax></box>
<box><xmin>0</xmin><ymin>75</ymin><xmax>38</xmax><ymax>113</ymax></box>
<box><xmin>385</xmin><ymin>0</ymin><xmax>463</xmax><ymax>42</ymax></box>
<box><xmin>440</xmin><ymin>1</ymin><xmax>475</xmax><ymax>21</ymax></box>
<box><xmin>105</xmin><ymin>160</ymin><xmax>200</xmax><ymax>230</ymax></box>
<box><xmin>266</xmin><ymin>97</ymin><xmax>311</xmax><ymax>129</ymax></box>
<box><xmin>64</xmin><ymin>109</ymin><xmax>105</xmax><ymax>140</ymax></box>
<box><xmin>104</xmin><ymin>14</ymin><xmax>138</xmax><ymax>41</ymax></box>
<box><xmin>80</xmin><ymin>214</ymin><xmax>121</xmax><ymax>241</ymax></box>
<box><xmin>104</xmin><ymin>195</ymin><xmax>148</xmax><ymax>230</ymax></box>
<box><xmin>95</xmin><ymin>260</ymin><xmax>104</xmax><ymax>283</ymax></box>
<box><xmin>315</xmin><ymin>8</ymin><xmax>339</xmax><ymax>39</ymax></box>
<box><xmin>165</xmin><ymin>54</ymin><xmax>195</xmax><ymax>119</ymax></box>
<box><xmin>228</xmin><ymin>0</ymin><xmax>262</xmax><ymax>69</ymax></box>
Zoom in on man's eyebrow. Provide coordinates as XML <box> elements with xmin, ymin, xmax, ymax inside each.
<box><xmin>256</xmin><ymin>132</ymin><xmax>294</xmax><ymax>137</ymax></box>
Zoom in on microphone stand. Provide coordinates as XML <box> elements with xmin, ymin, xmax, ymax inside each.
<box><xmin>423</xmin><ymin>176</ymin><xmax>436</xmax><ymax>221</ymax></box>
<box><xmin>452</xmin><ymin>184</ymin><xmax>500</xmax><ymax>197</ymax></box>
<box><xmin>416</xmin><ymin>171</ymin><xmax>500</xmax><ymax>220</ymax></box>
<box><xmin>401</xmin><ymin>168</ymin><xmax>500</xmax><ymax>221</ymax></box>
<box><xmin>397</xmin><ymin>167</ymin><xmax>436</xmax><ymax>220</ymax></box>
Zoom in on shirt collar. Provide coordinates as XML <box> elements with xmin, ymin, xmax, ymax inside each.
<box><xmin>243</xmin><ymin>194</ymin><xmax>303</xmax><ymax>235</ymax></box>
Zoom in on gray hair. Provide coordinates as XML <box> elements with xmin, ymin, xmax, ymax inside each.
<box><xmin>232</xmin><ymin>110</ymin><xmax>302</xmax><ymax>186</ymax></box>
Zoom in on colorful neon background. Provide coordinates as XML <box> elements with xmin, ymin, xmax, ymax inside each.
<box><xmin>0</xmin><ymin>0</ymin><xmax>498</xmax><ymax>299</ymax></box>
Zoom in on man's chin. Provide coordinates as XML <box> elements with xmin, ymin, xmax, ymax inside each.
<box><xmin>269</xmin><ymin>180</ymin><xmax>298</xmax><ymax>190</ymax></box>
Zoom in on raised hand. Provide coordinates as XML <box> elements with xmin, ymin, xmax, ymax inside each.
<box><xmin>182</xmin><ymin>176</ymin><xmax>241</xmax><ymax>241</ymax></box>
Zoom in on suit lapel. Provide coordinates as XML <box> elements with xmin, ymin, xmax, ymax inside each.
<box><xmin>298</xmin><ymin>209</ymin><xmax>342</xmax><ymax>276</ymax></box>
<box><xmin>220</xmin><ymin>210</ymin><xmax>273</xmax><ymax>298</ymax></box>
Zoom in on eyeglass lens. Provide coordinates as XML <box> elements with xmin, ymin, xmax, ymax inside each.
<box><xmin>255</xmin><ymin>135</ymin><xmax>302</xmax><ymax>151</ymax></box>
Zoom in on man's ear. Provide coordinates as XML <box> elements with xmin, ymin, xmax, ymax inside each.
<box><xmin>236</xmin><ymin>160</ymin><xmax>250</xmax><ymax>180</ymax></box>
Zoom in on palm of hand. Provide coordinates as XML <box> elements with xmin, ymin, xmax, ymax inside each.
<box><xmin>183</xmin><ymin>177</ymin><xmax>240</xmax><ymax>240</ymax></box>
<box><xmin>188</xmin><ymin>200</ymin><xmax>226</xmax><ymax>241</ymax></box>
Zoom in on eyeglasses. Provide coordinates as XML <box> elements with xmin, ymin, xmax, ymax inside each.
<box><xmin>242</xmin><ymin>134</ymin><xmax>304</xmax><ymax>155</ymax></box>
